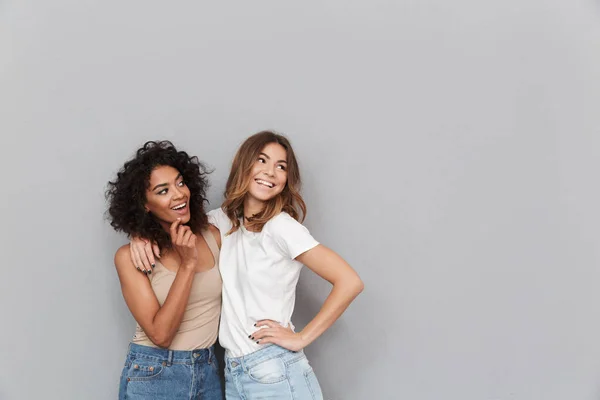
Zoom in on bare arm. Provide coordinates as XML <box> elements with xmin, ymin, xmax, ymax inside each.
<box><xmin>115</xmin><ymin>219</ymin><xmax>198</xmax><ymax>348</ymax></box>
<box><xmin>252</xmin><ymin>244</ymin><xmax>364</xmax><ymax>351</ymax></box>
<box><xmin>130</xmin><ymin>223</ymin><xmax>221</xmax><ymax>272</ymax></box>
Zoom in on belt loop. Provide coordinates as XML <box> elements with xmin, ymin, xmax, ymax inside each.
<box><xmin>208</xmin><ymin>345</ymin><xmax>214</xmax><ymax>363</ymax></box>
<box><xmin>167</xmin><ymin>350</ymin><xmax>174</xmax><ymax>367</ymax></box>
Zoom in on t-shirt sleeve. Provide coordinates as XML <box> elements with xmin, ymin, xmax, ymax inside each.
<box><xmin>207</xmin><ymin>208</ymin><xmax>231</xmax><ymax>232</ymax></box>
<box><xmin>267</xmin><ymin>213</ymin><xmax>319</xmax><ymax>259</ymax></box>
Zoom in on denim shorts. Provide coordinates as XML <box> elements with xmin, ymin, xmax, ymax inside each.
<box><xmin>119</xmin><ymin>343</ymin><xmax>223</xmax><ymax>399</ymax></box>
<box><xmin>224</xmin><ymin>345</ymin><xmax>323</xmax><ymax>400</ymax></box>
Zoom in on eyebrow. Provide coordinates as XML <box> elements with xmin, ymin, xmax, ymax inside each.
<box><xmin>152</xmin><ymin>173</ymin><xmax>182</xmax><ymax>191</ymax></box>
<box><xmin>259</xmin><ymin>152</ymin><xmax>287</xmax><ymax>164</ymax></box>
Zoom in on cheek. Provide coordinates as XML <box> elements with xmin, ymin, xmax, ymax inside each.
<box><xmin>278</xmin><ymin>172</ymin><xmax>288</xmax><ymax>186</ymax></box>
<box><xmin>146</xmin><ymin>197</ymin><xmax>169</xmax><ymax>213</ymax></box>
<box><xmin>251</xmin><ymin>164</ymin><xmax>262</xmax><ymax>175</ymax></box>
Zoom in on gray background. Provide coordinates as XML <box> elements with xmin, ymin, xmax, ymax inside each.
<box><xmin>1</xmin><ymin>1</ymin><xmax>599</xmax><ymax>399</ymax></box>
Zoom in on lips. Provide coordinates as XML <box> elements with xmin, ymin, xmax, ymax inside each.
<box><xmin>255</xmin><ymin>179</ymin><xmax>275</xmax><ymax>188</ymax></box>
<box><xmin>171</xmin><ymin>202</ymin><xmax>188</xmax><ymax>214</ymax></box>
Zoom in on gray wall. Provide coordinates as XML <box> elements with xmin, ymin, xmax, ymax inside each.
<box><xmin>1</xmin><ymin>1</ymin><xmax>599</xmax><ymax>399</ymax></box>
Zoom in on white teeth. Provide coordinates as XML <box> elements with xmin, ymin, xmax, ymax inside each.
<box><xmin>172</xmin><ymin>203</ymin><xmax>186</xmax><ymax>210</ymax></box>
<box><xmin>256</xmin><ymin>179</ymin><xmax>274</xmax><ymax>188</ymax></box>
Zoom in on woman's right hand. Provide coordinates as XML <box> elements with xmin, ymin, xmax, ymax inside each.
<box><xmin>170</xmin><ymin>218</ymin><xmax>198</xmax><ymax>269</ymax></box>
<box><xmin>130</xmin><ymin>219</ymin><xmax>197</xmax><ymax>274</ymax></box>
<box><xmin>130</xmin><ymin>237</ymin><xmax>160</xmax><ymax>274</ymax></box>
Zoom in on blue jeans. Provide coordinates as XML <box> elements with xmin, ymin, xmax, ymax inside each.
<box><xmin>119</xmin><ymin>343</ymin><xmax>223</xmax><ymax>399</ymax></box>
<box><xmin>224</xmin><ymin>345</ymin><xmax>323</xmax><ymax>400</ymax></box>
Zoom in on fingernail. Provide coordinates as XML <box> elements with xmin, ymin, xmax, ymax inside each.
<box><xmin>147</xmin><ymin>269</ymin><xmax>152</xmax><ymax>274</ymax></box>
<box><xmin>251</xmin><ymin>336</ymin><xmax>254</xmax><ymax>340</ymax></box>
<box><xmin>151</xmin><ymin>264</ymin><xmax>156</xmax><ymax>268</ymax></box>
<box><xmin>256</xmin><ymin>341</ymin><xmax>260</xmax><ymax>344</ymax></box>
<box><xmin>248</xmin><ymin>335</ymin><xmax>251</xmax><ymax>339</ymax></box>
<box><xmin>253</xmin><ymin>323</ymin><xmax>256</xmax><ymax>327</ymax></box>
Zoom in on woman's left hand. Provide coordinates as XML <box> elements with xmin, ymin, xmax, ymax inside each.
<box><xmin>250</xmin><ymin>319</ymin><xmax>307</xmax><ymax>352</ymax></box>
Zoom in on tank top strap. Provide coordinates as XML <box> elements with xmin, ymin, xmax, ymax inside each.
<box><xmin>200</xmin><ymin>228</ymin><xmax>220</xmax><ymax>266</ymax></box>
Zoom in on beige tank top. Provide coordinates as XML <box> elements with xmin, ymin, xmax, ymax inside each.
<box><xmin>132</xmin><ymin>229</ymin><xmax>222</xmax><ymax>350</ymax></box>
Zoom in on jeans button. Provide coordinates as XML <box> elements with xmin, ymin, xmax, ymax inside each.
<box><xmin>231</xmin><ymin>361</ymin><xmax>239</xmax><ymax>367</ymax></box>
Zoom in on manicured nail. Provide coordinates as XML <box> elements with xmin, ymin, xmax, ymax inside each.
<box><xmin>256</xmin><ymin>341</ymin><xmax>260</xmax><ymax>344</ymax></box>
<box><xmin>151</xmin><ymin>263</ymin><xmax>156</xmax><ymax>268</ymax></box>
<box><xmin>251</xmin><ymin>336</ymin><xmax>254</xmax><ymax>340</ymax></box>
<box><xmin>248</xmin><ymin>335</ymin><xmax>251</xmax><ymax>338</ymax></box>
<box><xmin>147</xmin><ymin>269</ymin><xmax>152</xmax><ymax>274</ymax></box>
<box><xmin>253</xmin><ymin>323</ymin><xmax>256</xmax><ymax>327</ymax></box>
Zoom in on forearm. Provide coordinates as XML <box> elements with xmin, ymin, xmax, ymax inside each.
<box><xmin>298</xmin><ymin>276</ymin><xmax>363</xmax><ymax>346</ymax></box>
<box><xmin>148</xmin><ymin>266</ymin><xmax>195</xmax><ymax>347</ymax></box>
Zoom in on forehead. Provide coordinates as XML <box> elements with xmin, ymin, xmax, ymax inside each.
<box><xmin>148</xmin><ymin>165</ymin><xmax>180</xmax><ymax>185</ymax></box>
<box><xmin>261</xmin><ymin>142</ymin><xmax>287</xmax><ymax>159</ymax></box>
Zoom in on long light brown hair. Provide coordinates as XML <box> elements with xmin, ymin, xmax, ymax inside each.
<box><xmin>222</xmin><ymin>130</ymin><xmax>306</xmax><ymax>234</ymax></box>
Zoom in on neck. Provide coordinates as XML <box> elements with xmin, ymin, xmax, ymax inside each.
<box><xmin>158</xmin><ymin>220</ymin><xmax>172</xmax><ymax>233</ymax></box>
<box><xmin>243</xmin><ymin>196</ymin><xmax>265</xmax><ymax>221</ymax></box>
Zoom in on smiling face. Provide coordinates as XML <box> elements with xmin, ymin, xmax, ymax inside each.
<box><xmin>245</xmin><ymin>142</ymin><xmax>288</xmax><ymax>206</ymax></box>
<box><xmin>144</xmin><ymin>165</ymin><xmax>191</xmax><ymax>226</ymax></box>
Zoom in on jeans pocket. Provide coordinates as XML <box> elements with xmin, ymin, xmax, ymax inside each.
<box><xmin>247</xmin><ymin>357</ymin><xmax>287</xmax><ymax>384</ymax></box>
<box><xmin>125</xmin><ymin>358</ymin><xmax>165</xmax><ymax>382</ymax></box>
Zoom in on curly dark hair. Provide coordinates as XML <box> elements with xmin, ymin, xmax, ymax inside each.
<box><xmin>106</xmin><ymin>140</ymin><xmax>210</xmax><ymax>251</ymax></box>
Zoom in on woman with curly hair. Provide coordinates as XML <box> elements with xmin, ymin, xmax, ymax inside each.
<box><xmin>130</xmin><ymin>131</ymin><xmax>364</xmax><ymax>400</ymax></box>
<box><xmin>106</xmin><ymin>141</ymin><xmax>223</xmax><ymax>399</ymax></box>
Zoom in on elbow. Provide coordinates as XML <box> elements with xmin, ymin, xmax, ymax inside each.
<box><xmin>353</xmin><ymin>276</ymin><xmax>364</xmax><ymax>296</ymax></box>
<box><xmin>149</xmin><ymin>332</ymin><xmax>173</xmax><ymax>349</ymax></box>
<box><xmin>339</xmin><ymin>275</ymin><xmax>363</xmax><ymax>298</ymax></box>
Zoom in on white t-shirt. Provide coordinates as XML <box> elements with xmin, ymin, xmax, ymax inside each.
<box><xmin>207</xmin><ymin>207</ymin><xmax>319</xmax><ymax>357</ymax></box>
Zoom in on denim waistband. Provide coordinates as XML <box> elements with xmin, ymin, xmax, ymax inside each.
<box><xmin>127</xmin><ymin>342</ymin><xmax>214</xmax><ymax>366</ymax></box>
<box><xmin>225</xmin><ymin>345</ymin><xmax>304</xmax><ymax>370</ymax></box>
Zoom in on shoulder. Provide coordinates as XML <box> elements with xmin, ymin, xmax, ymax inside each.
<box><xmin>263</xmin><ymin>213</ymin><xmax>318</xmax><ymax>259</ymax></box>
<box><xmin>263</xmin><ymin>212</ymin><xmax>312</xmax><ymax>241</ymax></box>
<box><xmin>207</xmin><ymin>224</ymin><xmax>221</xmax><ymax>249</ymax></box>
<box><xmin>207</xmin><ymin>207</ymin><xmax>231</xmax><ymax>230</ymax></box>
<box><xmin>114</xmin><ymin>244</ymin><xmax>131</xmax><ymax>265</ymax></box>
<box><xmin>207</xmin><ymin>207</ymin><xmax>225</xmax><ymax>218</ymax></box>
<box><xmin>114</xmin><ymin>244</ymin><xmax>135</xmax><ymax>273</ymax></box>
<box><xmin>264</xmin><ymin>212</ymin><xmax>305</xmax><ymax>234</ymax></box>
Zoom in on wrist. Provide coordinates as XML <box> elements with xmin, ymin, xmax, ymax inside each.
<box><xmin>181</xmin><ymin>261</ymin><xmax>196</xmax><ymax>271</ymax></box>
<box><xmin>297</xmin><ymin>331</ymin><xmax>311</xmax><ymax>347</ymax></box>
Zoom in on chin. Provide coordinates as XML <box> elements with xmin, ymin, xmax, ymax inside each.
<box><xmin>167</xmin><ymin>213</ymin><xmax>191</xmax><ymax>224</ymax></box>
<box><xmin>250</xmin><ymin>193</ymin><xmax>275</xmax><ymax>203</ymax></box>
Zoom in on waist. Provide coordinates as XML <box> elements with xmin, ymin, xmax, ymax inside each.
<box><xmin>127</xmin><ymin>342</ymin><xmax>215</xmax><ymax>365</ymax></box>
<box><xmin>225</xmin><ymin>344</ymin><xmax>304</xmax><ymax>368</ymax></box>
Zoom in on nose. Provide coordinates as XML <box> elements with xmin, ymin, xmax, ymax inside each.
<box><xmin>263</xmin><ymin>163</ymin><xmax>275</xmax><ymax>177</ymax></box>
<box><xmin>172</xmin><ymin>186</ymin><xmax>185</xmax><ymax>199</ymax></box>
